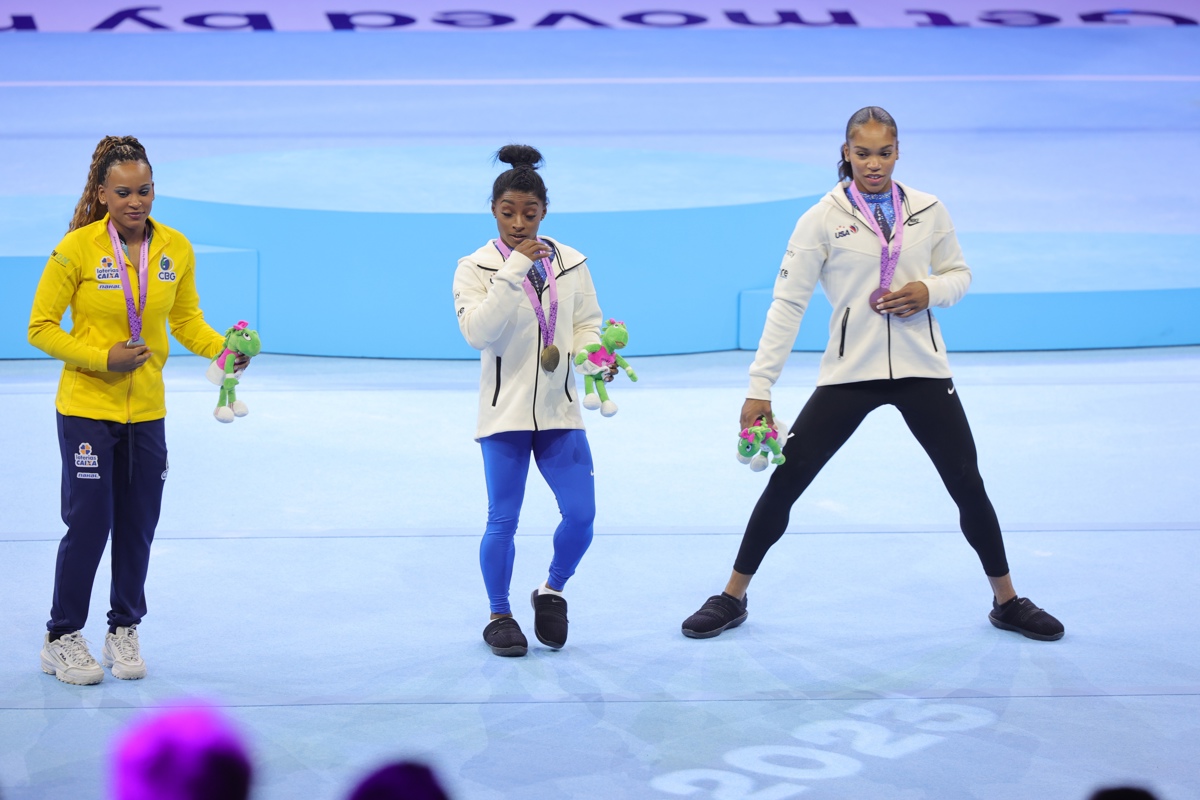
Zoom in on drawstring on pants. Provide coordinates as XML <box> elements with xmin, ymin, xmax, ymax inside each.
<box><xmin>127</xmin><ymin>422</ymin><xmax>136</xmax><ymax>484</ymax></box>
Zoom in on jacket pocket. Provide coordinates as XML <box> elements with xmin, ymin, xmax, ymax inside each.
<box><xmin>838</xmin><ymin>307</ymin><xmax>851</xmax><ymax>359</ymax></box>
<box><xmin>491</xmin><ymin>356</ymin><xmax>502</xmax><ymax>407</ymax></box>
<box><xmin>926</xmin><ymin>311</ymin><xmax>939</xmax><ymax>353</ymax></box>
<box><xmin>564</xmin><ymin>366</ymin><xmax>573</xmax><ymax>403</ymax></box>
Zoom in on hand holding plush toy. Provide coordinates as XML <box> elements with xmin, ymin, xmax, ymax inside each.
<box><xmin>737</xmin><ymin>416</ymin><xmax>786</xmax><ymax>472</ymax></box>
<box><xmin>574</xmin><ymin>319</ymin><xmax>637</xmax><ymax>417</ymax></box>
<box><xmin>206</xmin><ymin>321</ymin><xmax>261</xmax><ymax>423</ymax></box>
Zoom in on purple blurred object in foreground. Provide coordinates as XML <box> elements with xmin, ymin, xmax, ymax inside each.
<box><xmin>111</xmin><ymin>704</ymin><xmax>252</xmax><ymax>800</ymax></box>
<box><xmin>348</xmin><ymin>761</ymin><xmax>450</xmax><ymax>800</ymax></box>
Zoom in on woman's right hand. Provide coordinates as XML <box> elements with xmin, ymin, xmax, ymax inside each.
<box><xmin>108</xmin><ymin>340</ymin><xmax>151</xmax><ymax>372</ymax></box>
<box><xmin>513</xmin><ymin>238</ymin><xmax>552</xmax><ymax>263</ymax></box>
<box><xmin>740</xmin><ymin>398</ymin><xmax>774</xmax><ymax>432</ymax></box>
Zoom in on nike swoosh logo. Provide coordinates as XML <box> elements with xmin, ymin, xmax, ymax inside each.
<box><xmin>947</xmin><ymin>386</ymin><xmax>956</xmax><ymax>395</ymax></box>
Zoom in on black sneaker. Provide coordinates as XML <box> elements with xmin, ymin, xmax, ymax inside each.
<box><xmin>483</xmin><ymin>617</ymin><xmax>528</xmax><ymax>656</ymax></box>
<box><xmin>988</xmin><ymin>596</ymin><xmax>1064</xmax><ymax>641</ymax></box>
<box><xmin>530</xmin><ymin>589</ymin><xmax>569</xmax><ymax>650</ymax></box>
<box><xmin>682</xmin><ymin>592</ymin><xmax>748</xmax><ymax>639</ymax></box>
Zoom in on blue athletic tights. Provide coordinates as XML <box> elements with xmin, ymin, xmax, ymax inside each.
<box><xmin>479</xmin><ymin>429</ymin><xmax>595</xmax><ymax>615</ymax></box>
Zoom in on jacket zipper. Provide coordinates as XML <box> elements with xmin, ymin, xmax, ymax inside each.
<box><xmin>838</xmin><ymin>307</ymin><xmax>850</xmax><ymax>359</ymax></box>
<box><xmin>497</xmin><ymin>240</ymin><xmax>577</xmax><ymax>429</ymax></box>
<box><xmin>886</xmin><ymin>315</ymin><xmax>894</xmax><ymax>379</ymax></box>
<box><xmin>927</xmin><ymin>311</ymin><xmax>939</xmax><ymax>352</ymax></box>
<box><xmin>491</xmin><ymin>356</ymin><xmax>502</xmax><ymax>407</ymax></box>
<box><xmin>530</xmin><ymin>267</ymin><xmax>550</xmax><ymax>431</ymax></box>
<box><xmin>531</xmin><ymin>354</ymin><xmax>540</xmax><ymax>431</ymax></box>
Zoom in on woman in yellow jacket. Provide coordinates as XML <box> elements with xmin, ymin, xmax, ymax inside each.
<box><xmin>28</xmin><ymin>136</ymin><xmax>246</xmax><ymax>685</ymax></box>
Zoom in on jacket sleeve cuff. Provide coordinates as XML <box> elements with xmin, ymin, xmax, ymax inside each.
<box><xmin>919</xmin><ymin>277</ymin><xmax>942</xmax><ymax>307</ymax></box>
<box><xmin>495</xmin><ymin>252</ymin><xmax>532</xmax><ymax>285</ymax></box>
<box><xmin>89</xmin><ymin>346</ymin><xmax>109</xmax><ymax>372</ymax></box>
<box><xmin>746</xmin><ymin>377</ymin><xmax>773</xmax><ymax>401</ymax></box>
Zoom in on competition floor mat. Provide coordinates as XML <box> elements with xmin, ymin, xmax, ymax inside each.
<box><xmin>2</xmin><ymin>349</ymin><xmax>1199</xmax><ymax>799</ymax></box>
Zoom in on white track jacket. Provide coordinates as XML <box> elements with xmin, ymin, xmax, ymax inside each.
<box><xmin>748</xmin><ymin>181</ymin><xmax>971</xmax><ymax>400</ymax></box>
<box><xmin>454</xmin><ymin>237</ymin><xmax>602</xmax><ymax>440</ymax></box>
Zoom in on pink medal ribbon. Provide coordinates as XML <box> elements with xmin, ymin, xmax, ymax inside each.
<box><xmin>847</xmin><ymin>182</ymin><xmax>905</xmax><ymax>315</ymax></box>
<box><xmin>494</xmin><ymin>238</ymin><xmax>559</xmax><ymax>371</ymax></box>
<box><xmin>107</xmin><ymin>219</ymin><xmax>150</xmax><ymax>344</ymax></box>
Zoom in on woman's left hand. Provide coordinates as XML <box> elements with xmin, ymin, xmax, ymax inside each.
<box><xmin>234</xmin><ymin>353</ymin><xmax>252</xmax><ymax>371</ymax></box>
<box><xmin>877</xmin><ymin>281</ymin><xmax>930</xmax><ymax>317</ymax></box>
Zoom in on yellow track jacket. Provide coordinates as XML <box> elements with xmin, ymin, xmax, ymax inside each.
<box><xmin>28</xmin><ymin>215</ymin><xmax>226</xmax><ymax>423</ymax></box>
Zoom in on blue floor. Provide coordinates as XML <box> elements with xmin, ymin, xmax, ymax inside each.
<box><xmin>2</xmin><ymin>349</ymin><xmax>1199</xmax><ymax>799</ymax></box>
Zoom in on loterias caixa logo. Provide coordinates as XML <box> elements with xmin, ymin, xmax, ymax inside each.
<box><xmin>3</xmin><ymin>3</ymin><xmax>1197</xmax><ymax>32</ymax></box>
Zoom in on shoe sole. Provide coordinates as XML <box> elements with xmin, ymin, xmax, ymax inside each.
<box><xmin>40</xmin><ymin>654</ymin><xmax>103</xmax><ymax>685</ymax></box>
<box><xmin>530</xmin><ymin>590</ymin><xmax>566</xmax><ymax>650</ymax></box>
<box><xmin>103</xmin><ymin>654</ymin><xmax>147</xmax><ymax>680</ymax></box>
<box><xmin>682</xmin><ymin>611</ymin><xmax>748</xmax><ymax>640</ymax></box>
<box><xmin>988</xmin><ymin>616</ymin><xmax>1064</xmax><ymax>641</ymax></box>
<box><xmin>488</xmin><ymin>643</ymin><xmax>528</xmax><ymax>657</ymax></box>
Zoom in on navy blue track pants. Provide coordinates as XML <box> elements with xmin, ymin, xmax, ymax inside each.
<box><xmin>48</xmin><ymin>413</ymin><xmax>168</xmax><ymax>635</ymax></box>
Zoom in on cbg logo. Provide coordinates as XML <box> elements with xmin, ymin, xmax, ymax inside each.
<box><xmin>157</xmin><ymin>255</ymin><xmax>176</xmax><ymax>282</ymax></box>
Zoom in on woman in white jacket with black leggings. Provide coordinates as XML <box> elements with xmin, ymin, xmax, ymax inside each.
<box><xmin>454</xmin><ymin>145</ymin><xmax>608</xmax><ymax>658</ymax></box>
<box><xmin>682</xmin><ymin>107</ymin><xmax>1063</xmax><ymax>642</ymax></box>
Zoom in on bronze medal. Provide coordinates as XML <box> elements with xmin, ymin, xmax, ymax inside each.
<box><xmin>540</xmin><ymin>344</ymin><xmax>560</xmax><ymax>373</ymax></box>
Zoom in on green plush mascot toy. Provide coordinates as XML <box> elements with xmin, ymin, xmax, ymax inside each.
<box><xmin>206</xmin><ymin>320</ymin><xmax>262</xmax><ymax>423</ymax></box>
<box><xmin>737</xmin><ymin>416</ymin><xmax>787</xmax><ymax>472</ymax></box>
<box><xmin>574</xmin><ymin>319</ymin><xmax>638</xmax><ymax>417</ymax></box>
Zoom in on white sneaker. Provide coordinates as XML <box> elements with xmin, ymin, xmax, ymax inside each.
<box><xmin>41</xmin><ymin>632</ymin><xmax>104</xmax><ymax>685</ymax></box>
<box><xmin>103</xmin><ymin>626</ymin><xmax>147</xmax><ymax>680</ymax></box>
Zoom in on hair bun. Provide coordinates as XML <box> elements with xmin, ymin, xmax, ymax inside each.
<box><xmin>495</xmin><ymin>144</ymin><xmax>544</xmax><ymax>171</ymax></box>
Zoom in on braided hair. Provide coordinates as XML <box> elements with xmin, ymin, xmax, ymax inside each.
<box><xmin>491</xmin><ymin>144</ymin><xmax>548</xmax><ymax>206</ymax></box>
<box><xmin>836</xmin><ymin>107</ymin><xmax>898</xmax><ymax>183</ymax></box>
<box><xmin>68</xmin><ymin>136</ymin><xmax>152</xmax><ymax>232</ymax></box>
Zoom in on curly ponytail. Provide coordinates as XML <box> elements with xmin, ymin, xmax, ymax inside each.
<box><xmin>68</xmin><ymin>136</ymin><xmax>152</xmax><ymax>232</ymax></box>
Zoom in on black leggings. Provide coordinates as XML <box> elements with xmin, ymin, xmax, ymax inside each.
<box><xmin>733</xmin><ymin>378</ymin><xmax>1010</xmax><ymax>578</ymax></box>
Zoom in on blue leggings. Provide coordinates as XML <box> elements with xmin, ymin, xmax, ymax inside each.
<box><xmin>479</xmin><ymin>429</ymin><xmax>596</xmax><ymax>615</ymax></box>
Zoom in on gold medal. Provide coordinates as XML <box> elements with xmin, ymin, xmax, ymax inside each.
<box><xmin>540</xmin><ymin>345</ymin><xmax>560</xmax><ymax>373</ymax></box>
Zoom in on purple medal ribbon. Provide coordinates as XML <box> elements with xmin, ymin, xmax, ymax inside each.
<box><xmin>847</xmin><ymin>181</ymin><xmax>905</xmax><ymax>314</ymax></box>
<box><xmin>494</xmin><ymin>238</ymin><xmax>559</xmax><ymax>369</ymax></box>
<box><xmin>107</xmin><ymin>219</ymin><xmax>150</xmax><ymax>344</ymax></box>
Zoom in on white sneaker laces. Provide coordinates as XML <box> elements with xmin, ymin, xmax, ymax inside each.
<box><xmin>58</xmin><ymin>633</ymin><xmax>99</xmax><ymax>667</ymax></box>
<box><xmin>110</xmin><ymin>628</ymin><xmax>141</xmax><ymax>661</ymax></box>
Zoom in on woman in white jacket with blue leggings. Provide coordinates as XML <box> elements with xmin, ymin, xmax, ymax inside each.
<box><xmin>682</xmin><ymin>107</ymin><xmax>1063</xmax><ymax>642</ymax></box>
<box><xmin>454</xmin><ymin>145</ymin><xmax>607</xmax><ymax>658</ymax></box>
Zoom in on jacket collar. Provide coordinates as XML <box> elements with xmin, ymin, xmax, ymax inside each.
<box><xmin>827</xmin><ymin>181</ymin><xmax>939</xmax><ymax>225</ymax></box>
<box><xmin>469</xmin><ymin>235</ymin><xmax>586</xmax><ymax>275</ymax></box>
<box><xmin>91</xmin><ymin>214</ymin><xmax>172</xmax><ymax>263</ymax></box>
